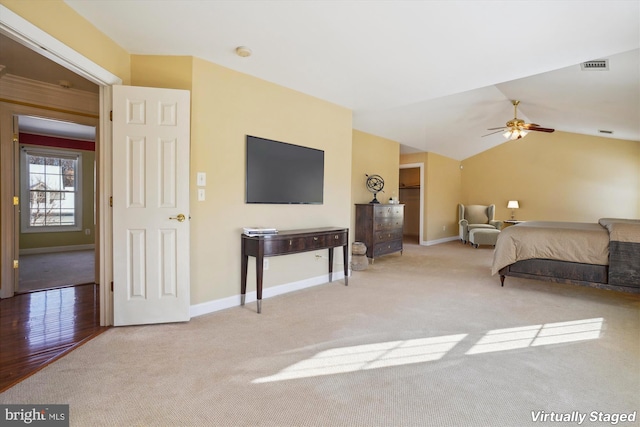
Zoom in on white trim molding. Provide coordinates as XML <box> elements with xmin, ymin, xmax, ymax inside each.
<box><xmin>0</xmin><ymin>74</ymin><xmax>99</xmax><ymax>116</ymax></box>
<box><xmin>190</xmin><ymin>272</ymin><xmax>346</xmax><ymax>317</ymax></box>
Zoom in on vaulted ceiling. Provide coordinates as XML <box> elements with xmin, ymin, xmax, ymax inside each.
<box><xmin>3</xmin><ymin>1</ymin><xmax>639</xmax><ymax>160</ymax></box>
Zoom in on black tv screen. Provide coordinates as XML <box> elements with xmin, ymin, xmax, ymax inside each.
<box><xmin>246</xmin><ymin>135</ymin><xmax>324</xmax><ymax>204</ymax></box>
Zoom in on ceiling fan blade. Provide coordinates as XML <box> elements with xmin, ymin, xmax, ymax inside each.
<box><xmin>481</xmin><ymin>129</ymin><xmax>505</xmax><ymax>137</ymax></box>
<box><xmin>486</xmin><ymin>126</ymin><xmax>507</xmax><ymax>131</ymax></box>
<box><xmin>522</xmin><ymin>123</ymin><xmax>540</xmax><ymax>129</ymax></box>
<box><xmin>528</xmin><ymin>126</ymin><xmax>555</xmax><ymax>133</ymax></box>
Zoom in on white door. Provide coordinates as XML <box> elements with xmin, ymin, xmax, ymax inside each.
<box><xmin>112</xmin><ymin>85</ymin><xmax>191</xmax><ymax>326</ymax></box>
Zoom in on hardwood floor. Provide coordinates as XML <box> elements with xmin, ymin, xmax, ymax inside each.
<box><xmin>0</xmin><ymin>284</ymin><xmax>108</xmax><ymax>393</ymax></box>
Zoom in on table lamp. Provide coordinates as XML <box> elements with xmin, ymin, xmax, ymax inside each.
<box><xmin>507</xmin><ymin>200</ymin><xmax>519</xmax><ymax>220</ymax></box>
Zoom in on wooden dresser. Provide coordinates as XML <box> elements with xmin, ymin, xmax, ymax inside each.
<box><xmin>355</xmin><ymin>204</ymin><xmax>404</xmax><ymax>262</ymax></box>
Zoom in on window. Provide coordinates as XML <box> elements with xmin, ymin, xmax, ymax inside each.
<box><xmin>21</xmin><ymin>146</ymin><xmax>83</xmax><ymax>233</ymax></box>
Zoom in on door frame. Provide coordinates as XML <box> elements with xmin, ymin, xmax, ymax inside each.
<box><xmin>0</xmin><ymin>5</ymin><xmax>122</xmax><ymax>325</ymax></box>
<box><xmin>399</xmin><ymin>162</ymin><xmax>425</xmax><ymax>245</ymax></box>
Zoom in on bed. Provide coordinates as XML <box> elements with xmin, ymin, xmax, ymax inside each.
<box><xmin>492</xmin><ymin>218</ymin><xmax>640</xmax><ymax>294</ymax></box>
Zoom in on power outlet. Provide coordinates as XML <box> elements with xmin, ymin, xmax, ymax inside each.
<box><xmin>263</xmin><ymin>258</ymin><xmax>269</xmax><ymax>270</ymax></box>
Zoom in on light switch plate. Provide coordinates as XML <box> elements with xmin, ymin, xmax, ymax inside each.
<box><xmin>197</xmin><ymin>172</ymin><xmax>206</xmax><ymax>186</ymax></box>
<box><xmin>198</xmin><ymin>188</ymin><xmax>205</xmax><ymax>201</ymax></box>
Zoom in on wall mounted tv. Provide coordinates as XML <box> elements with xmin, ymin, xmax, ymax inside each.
<box><xmin>246</xmin><ymin>135</ymin><xmax>324</xmax><ymax>204</ymax></box>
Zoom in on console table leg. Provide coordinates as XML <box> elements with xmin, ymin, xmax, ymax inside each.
<box><xmin>328</xmin><ymin>248</ymin><xmax>334</xmax><ymax>282</ymax></box>
<box><xmin>343</xmin><ymin>243</ymin><xmax>348</xmax><ymax>286</ymax></box>
<box><xmin>240</xmin><ymin>254</ymin><xmax>248</xmax><ymax>306</ymax></box>
<box><xmin>256</xmin><ymin>255</ymin><xmax>264</xmax><ymax>314</ymax></box>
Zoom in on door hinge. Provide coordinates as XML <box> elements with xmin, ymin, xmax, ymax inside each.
<box><xmin>13</xmin><ymin>260</ymin><xmax>19</xmax><ymax>269</ymax></box>
<box><xmin>111</xmin><ymin>281</ymin><xmax>114</xmax><ymax>292</ymax></box>
<box><xmin>110</xmin><ymin>110</ymin><xmax>113</xmax><ymax>121</ymax></box>
<box><xmin>13</xmin><ymin>196</ymin><xmax>19</xmax><ymax>206</ymax></box>
<box><xmin>109</xmin><ymin>196</ymin><xmax>113</xmax><ymax>207</ymax></box>
<box><xmin>12</xmin><ymin>133</ymin><xmax>18</xmax><ymax>143</ymax></box>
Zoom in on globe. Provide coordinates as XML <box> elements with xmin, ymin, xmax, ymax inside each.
<box><xmin>366</xmin><ymin>174</ymin><xmax>384</xmax><ymax>204</ymax></box>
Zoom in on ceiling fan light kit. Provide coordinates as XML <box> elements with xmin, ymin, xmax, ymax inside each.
<box><xmin>483</xmin><ymin>100</ymin><xmax>555</xmax><ymax>140</ymax></box>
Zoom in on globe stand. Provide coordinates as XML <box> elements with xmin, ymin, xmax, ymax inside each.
<box><xmin>365</xmin><ymin>174</ymin><xmax>385</xmax><ymax>205</ymax></box>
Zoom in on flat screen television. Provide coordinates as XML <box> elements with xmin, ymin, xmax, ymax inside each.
<box><xmin>246</xmin><ymin>135</ymin><xmax>324</xmax><ymax>204</ymax></box>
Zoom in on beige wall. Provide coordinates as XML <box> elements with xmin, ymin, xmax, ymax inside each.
<box><xmin>461</xmin><ymin>131</ymin><xmax>640</xmax><ymax>222</ymax></box>
<box><xmin>351</xmin><ymin>130</ymin><xmax>400</xmax><ymax>239</ymax></box>
<box><xmin>1</xmin><ymin>0</ymin><xmax>131</xmax><ymax>84</ymax></box>
<box><xmin>351</xmin><ymin>130</ymin><xmax>400</xmax><ymax>205</ymax></box>
<box><xmin>166</xmin><ymin>57</ymin><xmax>351</xmax><ymax>304</ymax></box>
<box><xmin>400</xmin><ymin>152</ymin><xmax>461</xmax><ymax>243</ymax></box>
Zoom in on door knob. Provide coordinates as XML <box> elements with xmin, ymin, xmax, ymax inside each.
<box><xmin>169</xmin><ymin>213</ymin><xmax>186</xmax><ymax>222</ymax></box>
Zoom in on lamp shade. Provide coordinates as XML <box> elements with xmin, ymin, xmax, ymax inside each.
<box><xmin>507</xmin><ymin>200</ymin><xmax>519</xmax><ymax>209</ymax></box>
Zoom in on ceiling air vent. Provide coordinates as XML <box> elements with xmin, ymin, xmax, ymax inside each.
<box><xmin>581</xmin><ymin>59</ymin><xmax>609</xmax><ymax>71</ymax></box>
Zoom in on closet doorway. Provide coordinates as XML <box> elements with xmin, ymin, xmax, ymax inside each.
<box><xmin>399</xmin><ymin>163</ymin><xmax>424</xmax><ymax>245</ymax></box>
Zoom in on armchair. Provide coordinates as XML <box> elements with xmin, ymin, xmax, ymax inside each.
<box><xmin>458</xmin><ymin>204</ymin><xmax>503</xmax><ymax>244</ymax></box>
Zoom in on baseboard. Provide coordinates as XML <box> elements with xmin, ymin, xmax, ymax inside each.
<box><xmin>190</xmin><ymin>271</ymin><xmax>347</xmax><ymax>318</ymax></box>
<box><xmin>423</xmin><ymin>236</ymin><xmax>459</xmax><ymax>246</ymax></box>
<box><xmin>19</xmin><ymin>244</ymin><xmax>95</xmax><ymax>255</ymax></box>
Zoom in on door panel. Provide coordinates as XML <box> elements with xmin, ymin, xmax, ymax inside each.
<box><xmin>112</xmin><ymin>85</ymin><xmax>190</xmax><ymax>326</ymax></box>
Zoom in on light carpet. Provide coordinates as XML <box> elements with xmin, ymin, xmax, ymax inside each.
<box><xmin>18</xmin><ymin>250</ymin><xmax>95</xmax><ymax>292</ymax></box>
<box><xmin>1</xmin><ymin>241</ymin><xmax>638</xmax><ymax>426</ymax></box>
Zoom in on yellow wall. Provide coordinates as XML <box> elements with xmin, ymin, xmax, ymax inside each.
<box><xmin>461</xmin><ymin>131</ymin><xmax>640</xmax><ymax>222</ymax></box>
<box><xmin>351</xmin><ymin>130</ymin><xmax>400</xmax><ymax>239</ymax></box>
<box><xmin>1</xmin><ymin>0</ymin><xmax>131</xmax><ymax>84</ymax></box>
<box><xmin>131</xmin><ymin>55</ymin><xmax>193</xmax><ymax>90</ymax></box>
<box><xmin>185</xmin><ymin>57</ymin><xmax>352</xmax><ymax>304</ymax></box>
<box><xmin>351</xmin><ymin>130</ymin><xmax>400</xmax><ymax>205</ymax></box>
<box><xmin>400</xmin><ymin>152</ymin><xmax>461</xmax><ymax>243</ymax></box>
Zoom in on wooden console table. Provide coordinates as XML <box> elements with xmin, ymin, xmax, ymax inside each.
<box><xmin>241</xmin><ymin>227</ymin><xmax>349</xmax><ymax>313</ymax></box>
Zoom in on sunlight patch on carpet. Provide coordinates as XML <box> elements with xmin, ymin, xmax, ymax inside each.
<box><xmin>253</xmin><ymin>318</ymin><xmax>604</xmax><ymax>383</ymax></box>
<box><xmin>466</xmin><ymin>318</ymin><xmax>603</xmax><ymax>355</ymax></box>
<box><xmin>252</xmin><ymin>334</ymin><xmax>467</xmax><ymax>383</ymax></box>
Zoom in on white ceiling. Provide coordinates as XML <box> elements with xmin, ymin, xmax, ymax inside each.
<box><xmin>22</xmin><ymin>1</ymin><xmax>640</xmax><ymax>159</ymax></box>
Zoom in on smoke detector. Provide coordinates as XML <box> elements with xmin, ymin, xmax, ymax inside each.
<box><xmin>235</xmin><ymin>46</ymin><xmax>252</xmax><ymax>58</ymax></box>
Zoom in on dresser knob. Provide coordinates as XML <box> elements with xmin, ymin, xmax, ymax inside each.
<box><xmin>313</xmin><ymin>237</ymin><xmax>318</xmax><ymax>241</ymax></box>
<box><xmin>289</xmin><ymin>240</ymin><xmax>293</xmax><ymax>245</ymax></box>
<box><xmin>334</xmin><ymin>235</ymin><xmax>339</xmax><ymax>239</ymax></box>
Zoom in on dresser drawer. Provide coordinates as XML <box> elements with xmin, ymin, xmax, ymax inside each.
<box><xmin>373</xmin><ymin>239</ymin><xmax>403</xmax><ymax>257</ymax></box>
<box><xmin>373</xmin><ymin>217</ymin><xmax>403</xmax><ymax>231</ymax></box>
<box><xmin>374</xmin><ymin>229</ymin><xmax>403</xmax><ymax>243</ymax></box>
<box><xmin>374</xmin><ymin>206</ymin><xmax>404</xmax><ymax>218</ymax></box>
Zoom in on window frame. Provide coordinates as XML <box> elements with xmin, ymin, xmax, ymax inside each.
<box><xmin>20</xmin><ymin>145</ymin><xmax>83</xmax><ymax>233</ymax></box>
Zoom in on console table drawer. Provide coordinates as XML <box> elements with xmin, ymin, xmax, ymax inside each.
<box><xmin>263</xmin><ymin>238</ymin><xmax>304</xmax><ymax>255</ymax></box>
<box><xmin>306</xmin><ymin>235</ymin><xmax>327</xmax><ymax>249</ymax></box>
<box><xmin>261</xmin><ymin>231</ymin><xmax>348</xmax><ymax>255</ymax></box>
<box><xmin>328</xmin><ymin>232</ymin><xmax>348</xmax><ymax>246</ymax></box>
